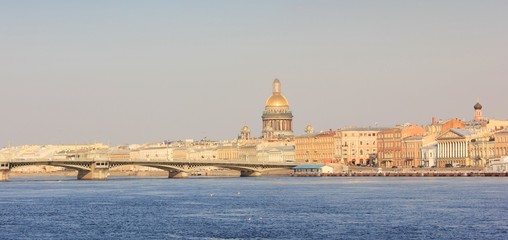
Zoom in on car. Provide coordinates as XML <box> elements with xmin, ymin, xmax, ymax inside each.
<box><xmin>391</xmin><ymin>166</ymin><xmax>398</xmax><ymax>169</ymax></box>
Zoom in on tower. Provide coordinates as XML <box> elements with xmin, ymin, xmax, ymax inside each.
<box><xmin>240</xmin><ymin>124</ymin><xmax>251</xmax><ymax>141</ymax></box>
<box><xmin>474</xmin><ymin>101</ymin><xmax>483</xmax><ymax>122</ymax></box>
<box><xmin>262</xmin><ymin>79</ymin><xmax>294</xmax><ymax>139</ymax></box>
<box><xmin>304</xmin><ymin>124</ymin><xmax>315</xmax><ymax>134</ymax></box>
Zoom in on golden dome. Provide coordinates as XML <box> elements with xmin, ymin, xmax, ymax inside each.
<box><xmin>265</xmin><ymin>94</ymin><xmax>289</xmax><ymax>107</ymax></box>
<box><xmin>265</xmin><ymin>79</ymin><xmax>289</xmax><ymax>107</ymax></box>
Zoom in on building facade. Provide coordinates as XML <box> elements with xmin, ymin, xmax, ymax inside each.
<box><xmin>336</xmin><ymin>128</ymin><xmax>384</xmax><ymax>166</ymax></box>
<box><xmin>494</xmin><ymin>129</ymin><xmax>508</xmax><ymax>158</ymax></box>
<box><xmin>295</xmin><ymin>130</ymin><xmax>337</xmax><ymax>164</ymax></box>
<box><xmin>400</xmin><ymin>136</ymin><xmax>423</xmax><ymax>167</ymax></box>
<box><xmin>377</xmin><ymin>125</ymin><xmax>424</xmax><ymax>167</ymax></box>
<box><xmin>436</xmin><ymin>128</ymin><xmax>475</xmax><ymax>167</ymax></box>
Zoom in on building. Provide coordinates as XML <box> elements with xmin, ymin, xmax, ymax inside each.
<box><xmin>420</xmin><ymin>118</ymin><xmax>468</xmax><ymax>168</ymax></box>
<box><xmin>295</xmin><ymin>129</ymin><xmax>337</xmax><ymax>164</ymax></box>
<box><xmin>262</xmin><ymin>79</ymin><xmax>294</xmax><ymax>139</ymax></box>
<box><xmin>292</xmin><ymin>165</ymin><xmax>334</xmax><ymax>176</ymax></box>
<box><xmin>421</xmin><ymin>142</ymin><xmax>438</xmax><ymax>167</ymax></box>
<box><xmin>336</xmin><ymin>127</ymin><xmax>385</xmax><ymax>166</ymax></box>
<box><xmin>435</xmin><ymin>101</ymin><xmax>508</xmax><ymax>168</ymax></box>
<box><xmin>487</xmin><ymin>156</ymin><xmax>508</xmax><ymax>172</ymax></box>
<box><xmin>494</xmin><ymin>129</ymin><xmax>508</xmax><ymax>158</ymax></box>
<box><xmin>436</xmin><ymin>128</ymin><xmax>476</xmax><ymax>167</ymax></box>
<box><xmin>217</xmin><ymin>143</ymin><xmax>239</xmax><ymax>160</ymax></box>
<box><xmin>400</xmin><ymin>136</ymin><xmax>423</xmax><ymax>167</ymax></box>
<box><xmin>138</xmin><ymin>145</ymin><xmax>173</xmax><ymax>161</ymax></box>
<box><xmin>377</xmin><ymin>124</ymin><xmax>424</xmax><ymax>167</ymax></box>
<box><xmin>257</xmin><ymin>145</ymin><xmax>295</xmax><ymax>163</ymax></box>
<box><xmin>468</xmin><ymin>131</ymin><xmax>496</xmax><ymax>167</ymax></box>
<box><xmin>238</xmin><ymin>143</ymin><xmax>258</xmax><ymax>161</ymax></box>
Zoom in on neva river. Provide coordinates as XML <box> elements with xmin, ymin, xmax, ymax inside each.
<box><xmin>1</xmin><ymin>177</ymin><xmax>507</xmax><ymax>239</ymax></box>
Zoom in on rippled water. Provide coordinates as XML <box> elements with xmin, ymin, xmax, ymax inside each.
<box><xmin>1</xmin><ymin>177</ymin><xmax>507</xmax><ymax>239</ymax></box>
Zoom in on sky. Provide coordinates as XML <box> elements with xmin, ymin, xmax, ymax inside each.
<box><xmin>1</xmin><ymin>0</ymin><xmax>507</xmax><ymax>147</ymax></box>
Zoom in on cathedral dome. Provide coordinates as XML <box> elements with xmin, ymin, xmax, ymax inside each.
<box><xmin>265</xmin><ymin>94</ymin><xmax>289</xmax><ymax>107</ymax></box>
<box><xmin>265</xmin><ymin>79</ymin><xmax>289</xmax><ymax>107</ymax></box>
<box><xmin>474</xmin><ymin>102</ymin><xmax>482</xmax><ymax>110</ymax></box>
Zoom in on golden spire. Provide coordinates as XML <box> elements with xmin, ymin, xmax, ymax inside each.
<box><xmin>273</xmin><ymin>79</ymin><xmax>281</xmax><ymax>94</ymax></box>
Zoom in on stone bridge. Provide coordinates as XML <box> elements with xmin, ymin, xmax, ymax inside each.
<box><xmin>0</xmin><ymin>159</ymin><xmax>298</xmax><ymax>181</ymax></box>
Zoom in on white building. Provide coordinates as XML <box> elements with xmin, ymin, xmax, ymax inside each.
<box><xmin>257</xmin><ymin>146</ymin><xmax>295</xmax><ymax>163</ymax></box>
<box><xmin>292</xmin><ymin>165</ymin><xmax>334</xmax><ymax>176</ymax></box>
<box><xmin>487</xmin><ymin>156</ymin><xmax>508</xmax><ymax>172</ymax></box>
<box><xmin>421</xmin><ymin>142</ymin><xmax>438</xmax><ymax>167</ymax></box>
<box><xmin>138</xmin><ymin>146</ymin><xmax>173</xmax><ymax>161</ymax></box>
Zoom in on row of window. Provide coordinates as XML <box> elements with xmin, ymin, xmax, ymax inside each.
<box><xmin>343</xmin><ymin>133</ymin><xmax>377</xmax><ymax>137</ymax></box>
<box><xmin>379</xmin><ymin>133</ymin><xmax>401</xmax><ymax>138</ymax></box>
<box><xmin>342</xmin><ymin>149</ymin><xmax>376</xmax><ymax>155</ymax></box>
<box><xmin>380</xmin><ymin>142</ymin><xmax>401</xmax><ymax>148</ymax></box>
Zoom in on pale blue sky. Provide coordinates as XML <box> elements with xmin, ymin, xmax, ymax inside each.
<box><xmin>1</xmin><ymin>1</ymin><xmax>507</xmax><ymax>146</ymax></box>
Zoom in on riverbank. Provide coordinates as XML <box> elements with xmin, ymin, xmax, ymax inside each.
<box><xmin>294</xmin><ymin>172</ymin><xmax>508</xmax><ymax>177</ymax></box>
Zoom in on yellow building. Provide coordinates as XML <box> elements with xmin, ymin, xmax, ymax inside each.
<box><xmin>218</xmin><ymin>143</ymin><xmax>239</xmax><ymax>160</ymax></box>
<box><xmin>295</xmin><ymin>130</ymin><xmax>337</xmax><ymax>164</ymax></box>
<box><xmin>337</xmin><ymin>127</ymin><xmax>385</xmax><ymax>166</ymax></box>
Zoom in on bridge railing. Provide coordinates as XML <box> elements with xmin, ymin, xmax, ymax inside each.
<box><xmin>2</xmin><ymin>158</ymin><xmax>299</xmax><ymax>166</ymax></box>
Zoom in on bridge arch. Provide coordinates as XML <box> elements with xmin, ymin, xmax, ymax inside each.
<box><xmin>108</xmin><ymin>163</ymin><xmax>187</xmax><ymax>173</ymax></box>
<box><xmin>9</xmin><ymin>162</ymin><xmax>91</xmax><ymax>171</ymax></box>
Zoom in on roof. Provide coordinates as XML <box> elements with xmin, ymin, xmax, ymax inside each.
<box><xmin>293</xmin><ymin>165</ymin><xmax>326</xmax><ymax>169</ymax></box>
<box><xmin>495</xmin><ymin>128</ymin><xmax>508</xmax><ymax>134</ymax></box>
<box><xmin>338</xmin><ymin>127</ymin><xmax>388</xmax><ymax>132</ymax></box>
<box><xmin>402</xmin><ymin>136</ymin><xmax>424</xmax><ymax>141</ymax></box>
<box><xmin>296</xmin><ymin>132</ymin><xmax>335</xmax><ymax>138</ymax></box>
<box><xmin>474</xmin><ymin>102</ymin><xmax>482</xmax><ymax>110</ymax></box>
<box><xmin>450</xmin><ymin>128</ymin><xmax>475</xmax><ymax>137</ymax></box>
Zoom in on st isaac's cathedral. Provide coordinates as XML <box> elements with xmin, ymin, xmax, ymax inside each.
<box><xmin>262</xmin><ymin>79</ymin><xmax>294</xmax><ymax>139</ymax></box>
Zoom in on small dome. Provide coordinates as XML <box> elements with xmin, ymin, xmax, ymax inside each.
<box><xmin>474</xmin><ymin>102</ymin><xmax>482</xmax><ymax>110</ymax></box>
<box><xmin>305</xmin><ymin>124</ymin><xmax>315</xmax><ymax>134</ymax></box>
<box><xmin>241</xmin><ymin>125</ymin><xmax>250</xmax><ymax>132</ymax></box>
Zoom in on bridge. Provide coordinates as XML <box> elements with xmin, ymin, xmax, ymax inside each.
<box><xmin>0</xmin><ymin>158</ymin><xmax>298</xmax><ymax>181</ymax></box>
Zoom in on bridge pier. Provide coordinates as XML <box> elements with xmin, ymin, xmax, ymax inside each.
<box><xmin>0</xmin><ymin>170</ymin><xmax>9</xmax><ymax>182</ymax></box>
<box><xmin>168</xmin><ymin>171</ymin><xmax>189</xmax><ymax>178</ymax></box>
<box><xmin>77</xmin><ymin>163</ymin><xmax>109</xmax><ymax>180</ymax></box>
<box><xmin>77</xmin><ymin>169</ymin><xmax>109</xmax><ymax>180</ymax></box>
<box><xmin>240</xmin><ymin>170</ymin><xmax>262</xmax><ymax>177</ymax></box>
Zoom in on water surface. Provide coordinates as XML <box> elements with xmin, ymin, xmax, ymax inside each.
<box><xmin>1</xmin><ymin>177</ymin><xmax>507</xmax><ymax>239</ymax></box>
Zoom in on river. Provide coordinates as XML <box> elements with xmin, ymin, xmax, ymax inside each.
<box><xmin>1</xmin><ymin>177</ymin><xmax>507</xmax><ymax>239</ymax></box>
